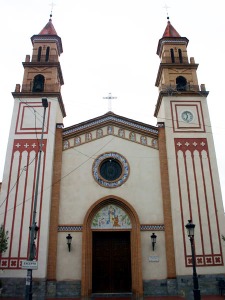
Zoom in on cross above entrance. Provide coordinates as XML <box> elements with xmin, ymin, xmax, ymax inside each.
<box><xmin>103</xmin><ymin>93</ymin><xmax>117</xmax><ymax>112</ymax></box>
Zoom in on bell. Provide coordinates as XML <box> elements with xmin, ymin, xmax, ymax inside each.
<box><xmin>33</xmin><ymin>81</ymin><xmax>43</xmax><ymax>92</ymax></box>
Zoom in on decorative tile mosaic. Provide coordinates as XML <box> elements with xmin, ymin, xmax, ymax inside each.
<box><xmin>63</xmin><ymin>140</ymin><xmax>69</xmax><ymax>150</ymax></box>
<box><xmin>141</xmin><ymin>136</ymin><xmax>147</xmax><ymax>145</ymax></box>
<box><xmin>96</xmin><ymin>129</ymin><xmax>103</xmax><ymax>138</ymax></box>
<box><xmin>75</xmin><ymin>136</ymin><xmax>81</xmax><ymax>145</ymax></box>
<box><xmin>141</xmin><ymin>224</ymin><xmax>165</xmax><ymax>231</ymax></box>
<box><xmin>91</xmin><ymin>204</ymin><xmax>132</xmax><ymax>229</ymax></box>
<box><xmin>58</xmin><ymin>226</ymin><xmax>83</xmax><ymax>232</ymax></box>
<box><xmin>129</xmin><ymin>132</ymin><xmax>136</xmax><ymax>141</ymax></box>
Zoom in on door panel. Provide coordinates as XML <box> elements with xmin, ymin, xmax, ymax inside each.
<box><xmin>92</xmin><ymin>231</ymin><xmax>131</xmax><ymax>293</ymax></box>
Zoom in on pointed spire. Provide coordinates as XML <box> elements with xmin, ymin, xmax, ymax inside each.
<box><xmin>162</xmin><ymin>20</ymin><xmax>181</xmax><ymax>38</ymax></box>
<box><xmin>38</xmin><ymin>18</ymin><xmax>58</xmax><ymax>36</ymax></box>
<box><xmin>156</xmin><ymin>19</ymin><xmax>188</xmax><ymax>56</ymax></box>
<box><xmin>31</xmin><ymin>15</ymin><xmax>63</xmax><ymax>55</ymax></box>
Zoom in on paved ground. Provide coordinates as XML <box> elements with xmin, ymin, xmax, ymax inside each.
<box><xmin>0</xmin><ymin>296</ymin><xmax>224</xmax><ymax>300</ymax></box>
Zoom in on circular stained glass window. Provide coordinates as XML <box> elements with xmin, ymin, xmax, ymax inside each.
<box><xmin>100</xmin><ymin>159</ymin><xmax>122</xmax><ymax>181</ymax></box>
<box><xmin>93</xmin><ymin>152</ymin><xmax>129</xmax><ymax>188</ymax></box>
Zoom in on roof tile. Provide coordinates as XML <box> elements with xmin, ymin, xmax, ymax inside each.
<box><xmin>162</xmin><ymin>21</ymin><xmax>181</xmax><ymax>38</ymax></box>
<box><xmin>39</xmin><ymin>18</ymin><xmax>58</xmax><ymax>35</ymax></box>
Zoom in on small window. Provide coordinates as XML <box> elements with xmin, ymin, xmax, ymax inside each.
<box><xmin>45</xmin><ymin>47</ymin><xmax>50</xmax><ymax>62</ymax></box>
<box><xmin>170</xmin><ymin>49</ymin><xmax>175</xmax><ymax>63</ymax></box>
<box><xmin>178</xmin><ymin>49</ymin><xmax>183</xmax><ymax>63</ymax></box>
<box><xmin>37</xmin><ymin>47</ymin><xmax>42</xmax><ymax>62</ymax></box>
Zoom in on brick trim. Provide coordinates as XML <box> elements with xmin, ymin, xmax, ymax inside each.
<box><xmin>158</xmin><ymin>126</ymin><xmax>176</xmax><ymax>278</ymax></box>
<box><xmin>47</xmin><ymin>126</ymin><xmax>63</xmax><ymax>280</ymax></box>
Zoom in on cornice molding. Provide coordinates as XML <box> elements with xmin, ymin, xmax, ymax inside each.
<box><xmin>63</xmin><ymin>115</ymin><xmax>158</xmax><ymax>136</ymax></box>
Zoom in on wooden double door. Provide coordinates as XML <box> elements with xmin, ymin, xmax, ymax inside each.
<box><xmin>92</xmin><ymin>231</ymin><xmax>132</xmax><ymax>293</ymax></box>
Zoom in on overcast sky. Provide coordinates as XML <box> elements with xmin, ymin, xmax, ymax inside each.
<box><xmin>0</xmin><ymin>0</ymin><xmax>225</xmax><ymax>207</ymax></box>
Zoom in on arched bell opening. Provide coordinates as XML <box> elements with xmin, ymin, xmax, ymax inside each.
<box><xmin>32</xmin><ymin>74</ymin><xmax>45</xmax><ymax>92</ymax></box>
<box><xmin>176</xmin><ymin>76</ymin><xmax>187</xmax><ymax>91</ymax></box>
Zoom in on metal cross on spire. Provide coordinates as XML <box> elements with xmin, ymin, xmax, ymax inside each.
<box><xmin>163</xmin><ymin>4</ymin><xmax>170</xmax><ymax>20</ymax></box>
<box><xmin>103</xmin><ymin>93</ymin><xmax>117</xmax><ymax>112</ymax></box>
<box><xmin>49</xmin><ymin>1</ymin><xmax>56</xmax><ymax>18</ymax></box>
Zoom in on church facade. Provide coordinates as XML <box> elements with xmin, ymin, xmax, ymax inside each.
<box><xmin>0</xmin><ymin>16</ymin><xmax>225</xmax><ymax>299</ymax></box>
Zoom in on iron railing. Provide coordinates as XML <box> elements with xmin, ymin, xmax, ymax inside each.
<box><xmin>159</xmin><ymin>84</ymin><xmax>200</xmax><ymax>93</ymax></box>
<box><xmin>21</xmin><ymin>83</ymin><xmax>61</xmax><ymax>93</ymax></box>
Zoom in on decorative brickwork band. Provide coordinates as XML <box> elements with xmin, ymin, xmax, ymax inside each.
<box><xmin>0</xmin><ymin>139</ymin><xmax>47</xmax><ymax>270</ymax></box>
<box><xmin>57</xmin><ymin>224</ymin><xmax>165</xmax><ymax>232</ymax></box>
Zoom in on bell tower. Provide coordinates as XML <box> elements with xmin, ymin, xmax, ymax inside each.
<box><xmin>19</xmin><ymin>15</ymin><xmax>64</xmax><ymax>98</ymax></box>
<box><xmin>155</xmin><ymin>18</ymin><xmax>225</xmax><ymax>282</ymax></box>
<box><xmin>0</xmin><ymin>15</ymin><xmax>65</xmax><ymax>290</ymax></box>
<box><xmin>155</xmin><ymin>20</ymin><xmax>201</xmax><ymax>96</ymax></box>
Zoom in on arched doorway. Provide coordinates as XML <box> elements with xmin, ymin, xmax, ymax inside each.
<box><xmin>81</xmin><ymin>196</ymin><xmax>143</xmax><ymax>297</ymax></box>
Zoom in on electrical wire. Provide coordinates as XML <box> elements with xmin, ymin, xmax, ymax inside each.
<box><xmin>0</xmin><ymin>96</ymin><xmax>224</xmax><ymax>214</ymax></box>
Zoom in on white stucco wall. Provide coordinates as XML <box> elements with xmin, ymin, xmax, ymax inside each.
<box><xmin>157</xmin><ymin>95</ymin><xmax>225</xmax><ymax>276</ymax></box>
<box><xmin>0</xmin><ymin>96</ymin><xmax>64</xmax><ymax>278</ymax></box>
<box><xmin>57</xmin><ymin>134</ymin><xmax>167</xmax><ymax>280</ymax></box>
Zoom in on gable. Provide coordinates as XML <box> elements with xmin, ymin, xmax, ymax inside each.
<box><xmin>62</xmin><ymin>113</ymin><xmax>158</xmax><ymax>151</ymax></box>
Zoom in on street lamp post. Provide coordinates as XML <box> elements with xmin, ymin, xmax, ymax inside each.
<box><xmin>25</xmin><ymin>98</ymin><xmax>48</xmax><ymax>300</ymax></box>
<box><xmin>185</xmin><ymin>220</ymin><xmax>201</xmax><ymax>300</ymax></box>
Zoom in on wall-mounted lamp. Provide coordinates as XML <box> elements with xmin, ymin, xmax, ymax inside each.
<box><xmin>66</xmin><ymin>234</ymin><xmax>72</xmax><ymax>252</ymax></box>
<box><xmin>151</xmin><ymin>233</ymin><xmax>157</xmax><ymax>251</ymax></box>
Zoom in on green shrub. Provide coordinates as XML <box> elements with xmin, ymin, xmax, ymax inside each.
<box><xmin>0</xmin><ymin>224</ymin><xmax>8</xmax><ymax>254</ymax></box>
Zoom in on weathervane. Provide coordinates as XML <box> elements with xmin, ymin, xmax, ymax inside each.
<box><xmin>103</xmin><ymin>93</ymin><xmax>117</xmax><ymax>112</ymax></box>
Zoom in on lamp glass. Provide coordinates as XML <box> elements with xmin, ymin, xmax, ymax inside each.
<box><xmin>66</xmin><ymin>234</ymin><xmax>72</xmax><ymax>244</ymax></box>
<box><xmin>185</xmin><ymin>220</ymin><xmax>195</xmax><ymax>237</ymax></box>
<box><xmin>151</xmin><ymin>233</ymin><xmax>157</xmax><ymax>243</ymax></box>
